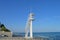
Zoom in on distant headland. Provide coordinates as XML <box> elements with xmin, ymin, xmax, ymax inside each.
<box><xmin>0</xmin><ymin>22</ymin><xmax>10</xmax><ymax>32</ymax></box>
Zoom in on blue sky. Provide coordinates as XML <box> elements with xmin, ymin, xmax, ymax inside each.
<box><xmin>0</xmin><ymin>0</ymin><xmax>60</xmax><ymax>32</ymax></box>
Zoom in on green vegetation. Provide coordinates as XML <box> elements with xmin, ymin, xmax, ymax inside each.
<box><xmin>0</xmin><ymin>23</ymin><xmax>10</xmax><ymax>32</ymax></box>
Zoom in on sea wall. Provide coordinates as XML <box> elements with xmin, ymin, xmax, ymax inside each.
<box><xmin>0</xmin><ymin>31</ymin><xmax>12</xmax><ymax>37</ymax></box>
<box><xmin>0</xmin><ymin>37</ymin><xmax>53</xmax><ymax>40</ymax></box>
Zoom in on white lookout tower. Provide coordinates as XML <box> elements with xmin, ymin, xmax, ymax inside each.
<box><xmin>25</xmin><ymin>13</ymin><xmax>34</xmax><ymax>38</ymax></box>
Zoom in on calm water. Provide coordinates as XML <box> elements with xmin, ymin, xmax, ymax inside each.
<box><xmin>13</xmin><ymin>32</ymin><xmax>60</xmax><ymax>40</ymax></box>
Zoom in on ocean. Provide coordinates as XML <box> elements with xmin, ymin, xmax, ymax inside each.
<box><xmin>13</xmin><ymin>32</ymin><xmax>60</xmax><ymax>40</ymax></box>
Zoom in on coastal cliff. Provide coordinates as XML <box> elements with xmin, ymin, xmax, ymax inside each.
<box><xmin>0</xmin><ymin>22</ymin><xmax>12</xmax><ymax>37</ymax></box>
<box><xmin>0</xmin><ymin>23</ymin><xmax>10</xmax><ymax>32</ymax></box>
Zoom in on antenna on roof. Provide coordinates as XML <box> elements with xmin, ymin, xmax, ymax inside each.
<box><xmin>29</xmin><ymin>7</ymin><xmax>33</xmax><ymax>13</ymax></box>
